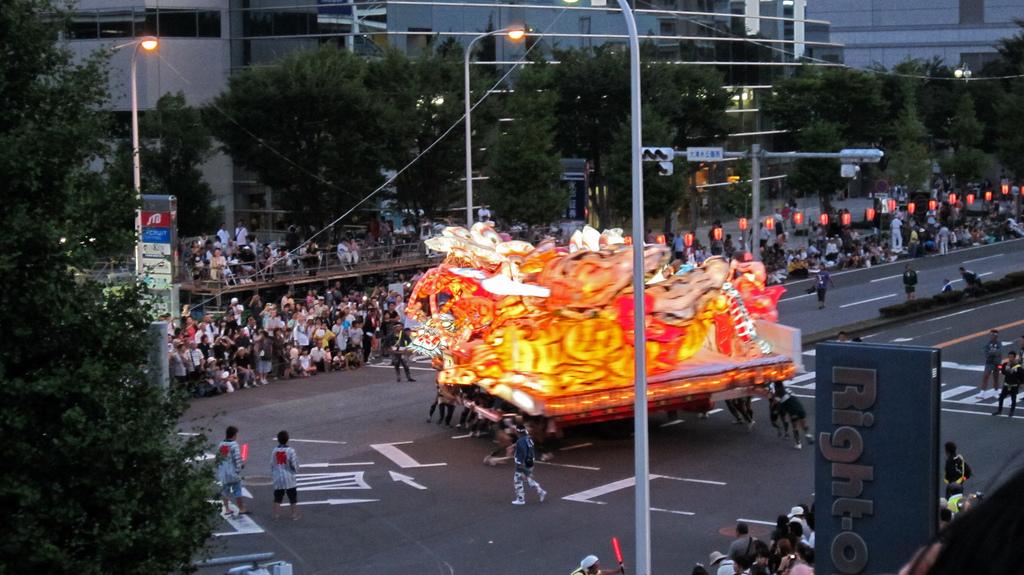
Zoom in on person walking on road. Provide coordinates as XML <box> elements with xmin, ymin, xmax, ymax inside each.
<box><xmin>216</xmin><ymin>425</ymin><xmax>247</xmax><ymax>516</ymax></box>
<box><xmin>902</xmin><ymin>264</ymin><xmax>918</xmax><ymax>301</ymax></box>
<box><xmin>511</xmin><ymin>425</ymin><xmax>546</xmax><ymax>505</ymax></box>
<box><xmin>815</xmin><ymin>269</ymin><xmax>833</xmax><ymax>310</ymax></box>
<box><xmin>943</xmin><ymin>441</ymin><xmax>972</xmax><ymax>498</ymax></box>
<box><xmin>570</xmin><ymin>555</ymin><xmax>623</xmax><ymax>575</ymax></box>
<box><xmin>271</xmin><ymin>430</ymin><xmax>301</xmax><ymax>520</ymax></box>
<box><xmin>979</xmin><ymin>330</ymin><xmax>1003</xmax><ymax>399</ymax></box>
<box><xmin>995</xmin><ymin>351</ymin><xmax>1022</xmax><ymax>417</ymax></box>
<box><xmin>391</xmin><ymin>327</ymin><xmax>416</xmax><ymax>382</ymax></box>
<box><xmin>773</xmin><ymin>381</ymin><xmax>814</xmax><ymax>449</ymax></box>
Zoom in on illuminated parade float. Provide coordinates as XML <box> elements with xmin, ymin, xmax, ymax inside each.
<box><xmin>406</xmin><ymin>223</ymin><xmax>802</xmax><ymax>428</ymax></box>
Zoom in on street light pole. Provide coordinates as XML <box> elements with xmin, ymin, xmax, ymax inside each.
<box><xmin>750</xmin><ymin>143</ymin><xmax>762</xmax><ymax>262</ymax></box>
<box><xmin>126</xmin><ymin>36</ymin><xmax>159</xmax><ymax>277</ymax></box>
<box><xmin>615</xmin><ymin>0</ymin><xmax>650</xmax><ymax>572</ymax></box>
<box><xmin>464</xmin><ymin>28</ymin><xmax>524</xmax><ymax>227</ymax></box>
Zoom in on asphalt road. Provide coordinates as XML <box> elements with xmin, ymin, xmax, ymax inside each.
<box><xmin>186</xmin><ymin>243</ymin><xmax>1024</xmax><ymax>575</ymax></box>
<box><xmin>778</xmin><ymin>237</ymin><xmax>1024</xmax><ymax>335</ymax></box>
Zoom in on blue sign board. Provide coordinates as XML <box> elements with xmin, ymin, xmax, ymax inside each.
<box><xmin>814</xmin><ymin>343</ymin><xmax>940</xmax><ymax>575</ymax></box>
<box><xmin>141</xmin><ymin>227</ymin><xmax>171</xmax><ymax>244</ymax></box>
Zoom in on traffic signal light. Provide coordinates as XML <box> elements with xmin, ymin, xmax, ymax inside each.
<box><xmin>641</xmin><ymin>147</ymin><xmax>675</xmax><ymax>177</ymax></box>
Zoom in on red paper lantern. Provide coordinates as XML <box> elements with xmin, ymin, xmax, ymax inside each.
<box><xmin>624</xmin><ymin>236</ymin><xmax>632</xmax><ymax>245</ymax></box>
<box><xmin>819</xmin><ymin>213</ymin><xmax>829</xmax><ymax>226</ymax></box>
<box><xmin>841</xmin><ymin>212</ymin><xmax>852</xmax><ymax>226</ymax></box>
<box><xmin>793</xmin><ymin>211</ymin><xmax>804</xmax><ymax>226</ymax></box>
<box><xmin>866</xmin><ymin>208</ymin><xmax>876</xmax><ymax>221</ymax></box>
<box><xmin>712</xmin><ymin>226</ymin><xmax>723</xmax><ymax>241</ymax></box>
<box><xmin>928</xmin><ymin>199</ymin><xmax>938</xmax><ymax>211</ymax></box>
<box><xmin>967</xmin><ymin>193</ymin><xmax>975</xmax><ymax>204</ymax></box>
<box><xmin>655</xmin><ymin>234</ymin><xmax>666</xmax><ymax>245</ymax></box>
<box><xmin>683</xmin><ymin>232</ymin><xmax>694</xmax><ymax>248</ymax></box>
<box><xmin>738</xmin><ymin>217</ymin><xmax>748</xmax><ymax>231</ymax></box>
<box><xmin>907</xmin><ymin>202</ymin><xmax>916</xmax><ymax>214</ymax></box>
<box><xmin>948</xmin><ymin>193</ymin><xmax>958</xmax><ymax>204</ymax></box>
<box><xmin>887</xmin><ymin>198</ymin><xmax>897</xmax><ymax>212</ymax></box>
<box><xmin>985</xmin><ymin>190</ymin><xmax>993</xmax><ymax>202</ymax></box>
<box><xmin>764</xmin><ymin>217</ymin><xmax>775</xmax><ymax>231</ymax></box>
<box><xmin>1002</xmin><ymin>181</ymin><xmax>1010</xmax><ymax>195</ymax></box>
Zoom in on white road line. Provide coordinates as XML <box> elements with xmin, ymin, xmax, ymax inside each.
<box><xmin>536</xmin><ymin>461</ymin><xmax>601</xmax><ymax>471</ymax></box>
<box><xmin>562</xmin><ymin>477</ymin><xmax>637</xmax><ymax>504</ymax></box>
<box><xmin>861</xmin><ymin>333</ymin><xmax>880</xmax><ymax>339</ymax></box>
<box><xmin>656</xmin><ymin>475</ymin><xmax>727</xmax><ymax>486</ymax></box>
<box><xmin>950</xmin><ymin>272</ymin><xmax>994</xmax><ymax>284</ymax></box>
<box><xmin>892</xmin><ymin>337</ymin><xmax>914</xmax><ymax>342</ymax></box>
<box><xmin>302</xmin><ymin>462</ymin><xmax>375</xmax><ymax>468</ymax></box>
<box><xmin>177</xmin><ymin>432</ymin><xmax>200</xmax><ymax>436</ymax></box>
<box><xmin>370</xmin><ymin>441</ymin><xmax>447</xmax><ymax>469</ymax></box>
<box><xmin>651</xmin><ymin>507</ymin><xmax>695</xmax><ymax>516</ymax></box>
<box><xmin>793</xmin><ymin>394</ymin><xmax>814</xmax><ymax>399</ymax></box>
<box><xmin>870</xmin><ymin>273</ymin><xmax>902</xmax><ymax>283</ymax></box>
<box><xmin>780</xmin><ymin>293</ymin><xmax>815</xmax><ymax>303</ymax></box>
<box><xmin>659</xmin><ymin>419</ymin><xmax>685</xmax><ymax>428</ymax></box>
<box><xmin>559</xmin><ymin>443</ymin><xmax>594</xmax><ymax>451</ymax></box>
<box><xmin>839</xmin><ymin>294</ymin><xmax>896</xmax><ymax>309</ymax></box>
<box><xmin>451</xmin><ymin>433</ymin><xmax>473</xmax><ymax>439</ymax></box>
<box><xmin>367</xmin><ymin>364</ymin><xmax>435</xmax><ymax>372</ymax></box>
<box><xmin>941</xmin><ymin>385</ymin><xmax>977</xmax><ymax>400</ymax></box>
<box><xmin>738</xmin><ymin>518</ymin><xmax>778</xmax><ymax>526</ymax></box>
<box><xmin>942</xmin><ymin>361</ymin><xmax>985</xmax><ymax>372</ymax></box>
<box><xmin>942</xmin><ymin>407</ymin><xmax>1024</xmax><ymax>420</ymax></box>
<box><xmin>790</xmin><ymin>372</ymin><xmax>816</xmax><ymax>384</ymax></box>
<box><xmin>928</xmin><ymin>298</ymin><xmax>1014</xmax><ymax>322</ymax></box>
<box><xmin>707</xmin><ymin>408</ymin><xmax>724</xmax><ymax>415</ymax></box>
<box><xmin>296</xmin><ymin>498</ymin><xmax>379</xmax><ymax>506</ymax></box>
<box><xmin>963</xmin><ymin>254</ymin><xmax>1003</xmax><ymax>264</ymax></box>
<box><xmin>289</xmin><ymin>438</ymin><xmax>347</xmax><ymax>445</ymax></box>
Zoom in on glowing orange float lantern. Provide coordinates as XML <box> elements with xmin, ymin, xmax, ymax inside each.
<box><xmin>624</xmin><ymin>236</ymin><xmax>632</xmax><ymax>245</ymax></box>
<box><xmin>1002</xmin><ymin>181</ymin><xmax>1010</xmax><ymax>195</ymax></box>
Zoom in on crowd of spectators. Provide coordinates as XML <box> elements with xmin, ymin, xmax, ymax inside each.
<box><xmin>181</xmin><ymin>218</ymin><xmax>432</xmax><ymax>286</ymax></box>
<box><xmin>699</xmin><ymin>504</ymin><xmax>816</xmax><ymax>575</ymax></box>
<box><xmin>167</xmin><ymin>280</ymin><xmax>416</xmax><ymax>397</ymax></box>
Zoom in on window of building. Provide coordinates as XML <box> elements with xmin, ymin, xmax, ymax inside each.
<box><xmin>68</xmin><ymin>12</ymin><xmax>98</xmax><ymax>39</ymax></box>
<box><xmin>159</xmin><ymin>9</ymin><xmax>197</xmax><ymax>37</ymax></box>
<box><xmin>133</xmin><ymin>9</ymin><xmax>158</xmax><ymax>36</ymax></box>
<box><xmin>959</xmin><ymin>0</ymin><xmax>984</xmax><ymax>24</ymax></box>
<box><xmin>98</xmin><ymin>11</ymin><xmax>132</xmax><ymax>38</ymax></box>
<box><xmin>198</xmin><ymin>11</ymin><xmax>221</xmax><ymax>37</ymax></box>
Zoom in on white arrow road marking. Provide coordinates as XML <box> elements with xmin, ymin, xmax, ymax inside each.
<box><xmin>371</xmin><ymin>441</ymin><xmax>447</xmax><ymax>469</ymax></box>
<box><xmin>209</xmin><ymin>502</ymin><xmax>264</xmax><ymax>537</ymax></box>
<box><xmin>297</xmin><ymin>498</ymin><xmax>380</xmax><ymax>506</ymax></box>
<box><xmin>562</xmin><ymin>474</ymin><xmax>724</xmax><ymax>504</ymax></box>
<box><xmin>302</xmin><ymin>462</ymin><xmax>375</xmax><ymax>468</ymax></box>
<box><xmin>803</xmin><ymin>349</ymin><xmax>816</xmax><ymax>357</ymax></box>
<box><xmin>296</xmin><ymin>471</ymin><xmax>370</xmax><ymax>491</ymax></box>
<box><xmin>389</xmin><ymin>470</ymin><xmax>428</xmax><ymax>490</ymax></box>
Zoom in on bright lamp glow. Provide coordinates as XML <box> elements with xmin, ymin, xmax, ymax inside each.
<box><xmin>507</xmin><ymin>29</ymin><xmax>526</xmax><ymax>41</ymax></box>
<box><xmin>140</xmin><ymin>36</ymin><xmax>159</xmax><ymax>51</ymax></box>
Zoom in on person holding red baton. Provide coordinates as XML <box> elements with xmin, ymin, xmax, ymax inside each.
<box><xmin>570</xmin><ymin>554</ymin><xmax>624</xmax><ymax>575</ymax></box>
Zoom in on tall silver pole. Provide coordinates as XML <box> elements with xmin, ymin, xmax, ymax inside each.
<box><xmin>464</xmin><ymin>39</ymin><xmax>475</xmax><ymax>228</ymax></box>
<box><xmin>618</xmin><ymin>0</ymin><xmax>650</xmax><ymax>572</ymax></box>
<box><xmin>750</xmin><ymin>143</ymin><xmax>761</xmax><ymax>262</ymax></box>
<box><xmin>131</xmin><ymin>44</ymin><xmax>143</xmax><ymax>277</ymax></box>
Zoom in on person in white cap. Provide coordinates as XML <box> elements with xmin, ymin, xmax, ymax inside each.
<box><xmin>569</xmin><ymin>554</ymin><xmax>623</xmax><ymax>575</ymax></box>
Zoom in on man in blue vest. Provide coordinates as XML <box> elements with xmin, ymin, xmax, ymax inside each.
<box><xmin>511</xmin><ymin>425</ymin><xmax>546</xmax><ymax>505</ymax></box>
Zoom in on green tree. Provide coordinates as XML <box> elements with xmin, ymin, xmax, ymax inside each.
<box><xmin>786</xmin><ymin>120</ymin><xmax>848</xmax><ymax>212</ymax></box>
<box><xmin>551</xmin><ymin>46</ymin><xmax>629</xmax><ymax>226</ymax></box>
<box><xmin>885</xmin><ymin>95</ymin><xmax>932</xmax><ymax>191</ymax></box>
<box><xmin>995</xmin><ymin>80</ymin><xmax>1024</xmax><ymax>178</ymax></box>
<box><xmin>367</xmin><ymin>41</ymin><xmax>474</xmax><ymax>224</ymax></box>
<box><xmin>206</xmin><ymin>46</ymin><xmax>383</xmax><ymax>230</ymax></box>
<box><xmin>939</xmin><ymin>92</ymin><xmax>990</xmax><ymax>187</ymax></box>
<box><xmin>483</xmin><ymin>61</ymin><xmax>568</xmax><ymax>226</ymax></box>
<box><xmin>0</xmin><ymin>1</ymin><xmax>215</xmax><ymax>572</ymax></box>
<box><xmin>113</xmin><ymin>92</ymin><xmax>221</xmax><ymax>236</ymax></box>
<box><xmin>606</xmin><ymin>109</ymin><xmax>686</xmax><ymax>231</ymax></box>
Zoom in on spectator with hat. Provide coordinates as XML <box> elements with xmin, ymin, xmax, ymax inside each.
<box><xmin>569</xmin><ymin>554</ymin><xmax>623</xmax><ymax>575</ymax></box>
<box><xmin>707</xmin><ymin>550</ymin><xmax>734</xmax><ymax>575</ymax></box>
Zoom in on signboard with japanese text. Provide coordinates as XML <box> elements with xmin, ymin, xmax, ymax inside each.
<box><xmin>685</xmin><ymin>147</ymin><xmax>724</xmax><ymax>162</ymax></box>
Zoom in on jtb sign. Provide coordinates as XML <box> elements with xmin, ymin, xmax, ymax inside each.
<box><xmin>814</xmin><ymin>343</ymin><xmax>940</xmax><ymax>574</ymax></box>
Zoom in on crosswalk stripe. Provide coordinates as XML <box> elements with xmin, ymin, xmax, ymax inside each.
<box><xmin>941</xmin><ymin>385</ymin><xmax>976</xmax><ymax>400</ymax></box>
